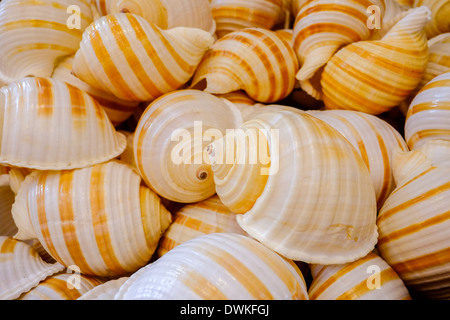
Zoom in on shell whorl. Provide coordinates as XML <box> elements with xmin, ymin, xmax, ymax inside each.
<box><xmin>405</xmin><ymin>71</ymin><xmax>450</xmax><ymax>149</ymax></box>
<box><xmin>133</xmin><ymin>89</ymin><xmax>243</xmax><ymax>204</ymax></box>
<box><xmin>72</xmin><ymin>13</ymin><xmax>214</xmax><ymax>102</ymax></box>
<box><xmin>292</xmin><ymin>0</ymin><xmax>386</xmax><ymax>99</ymax></box>
<box><xmin>321</xmin><ymin>6</ymin><xmax>431</xmax><ymax>115</ymax></box>
<box><xmin>0</xmin><ymin>0</ymin><xmax>93</xmax><ymax>86</ymax></box>
<box><xmin>191</xmin><ymin>27</ymin><xmax>299</xmax><ymax>103</ymax></box>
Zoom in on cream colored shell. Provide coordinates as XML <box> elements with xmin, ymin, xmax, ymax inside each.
<box><xmin>308</xmin><ymin>110</ymin><xmax>409</xmax><ymax>208</ymax></box>
<box><xmin>114</xmin><ymin>233</ymin><xmax>309</xmax><ymax>300</ymax></box>
<box><xmin>72</xmin><ymin>13</ymin><xmax>214</xmax><ymax>102</ymax></box>
<box><xmin>405</xmin><ymin>71</ymin><xmax>450</xmax><ymax>149</ymax></box>
<box><xmin>0</xmin><ymin>77</ymin><xmax>126</xmax><ymax>170</ymax></box>
<box><xmin>309</xmin><ymin>252</ymin><xmax>411</xmax><ymax>300</ymax></box>
<box><xmin>0</xmin><ymin>0</ymin><xmax>93</xmax><ymax>86</ymax></box>
<box><xmin>210</xmin><ymin>0</ymin><xmax>288</xmax><ymax>38</ymax></box>
<box><xmin>11</xmin><ymin>160</ymin><xmax>172</xmax><ymax>278</ymax></box>
<box><xmin>18</xmin><ymin>272</ymin><xmax>104</xmax><ymax>300</ymax></box>
<box><xmin>321</xmin><ymin>6</ymin><xmax>431</xmax><ymax>115</ymax></box>
<box><xmin>52</xmin><ymin>55</ymin><xmax>139</xmax><ymax>126</ymax></box>
<box><xmin>207</xmin><ymin>109</ymin><xmax>378</xmax><ymax>264</ymax></box>
<box><xmin>191</xmin><ymin>27</ymin><xmax>299</xmax><ymax>103</ymax></box>
<box><xmin>0</xmin><ymin>236</ymin><xmax>65</xmax><ymax>300</ymax></box>
<box><xmin>133</xmin><ymin>89</ymin><xmax>243</xmax><ymax>204</ymax></box>
<box><xmin>156</xmin><ymin>195</ymin><xmax>247</xmax><ymax>258</ymax></box>
<box><xmin>377</xmin><ymin>140</ymin><xmax>450</xmax><ymax>299</ymax></box>
<box><xmin>77</xmin><ymin>277</ymin><xmax>129</xmax><ymax>300</ymax></box>
<box><xmin>110</xmin><ymin>0</ymin><xmax>216</xmax><ymax>34</ymax></box>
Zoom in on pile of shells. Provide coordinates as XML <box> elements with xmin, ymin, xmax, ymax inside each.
<box><xmin>0</xmin><ymin>0</ymin><xmax>449</xmax><ymax>300</ymax></box>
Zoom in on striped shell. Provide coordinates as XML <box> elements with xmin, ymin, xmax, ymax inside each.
<box><xmin>133</xmin><ymin>89</ymin><xmax>243</xmax><ymax>204</ymax></box>
<box><xmin>400</xmin><ymin>32</ymin><xmax>450</xmax><ymax>115</ymax></box>
<box><xmin>0</xmin><ymin>236</ymin><xmax>65</xmax><ymax>300</ymax></box>
<box><xmin>78</xmin><ymin>277</ymin><xmax>129</xmax><ymax>300</ymax></box>
<box><xmin>0</xmin><ymin>0</ymin><xmax>93</xmax><ymax>86</ymax></box>
<box><xmin>192</xmin><ymin>28</ymin><xmax>299</xmax><ymax>103</ymax></box>
<box><xmin>308</xmin><ymin>252</ymin><xmax>411</xmax><ymax>300</ymax></box>
<box><xmin>207</xmin><ymin>109</ymin><xmax>378</xmax><ymax>264</ymax></box>
<box><xmin>398</xmin><ymin>0</ymin><xmax>450</xmax><ymax>38</ymax></box>
<box><xmin>110</xmin><ymin>0</ymin><xmax>216</xmax><ymax>34</ymax></box>
<box><xmin>321</xmin><ymin>6</ymin><xmax>431</xmax><ymax>115</ymax></box>
<box><xmin>292</xmin><ymin>0</ymin><xmax>386</xmax><ymax>99</ymax></box>
<box><xmin>156</xmin><ymin>195</ymin><xmax>247</xmax><ymax>258</ymax></box>
<box><xmin>308</xmin><ymin>110</ymin><xmax>409</xmax><ymax>208</ymax></box>
<box><xmin>72</xmin><ymin>13</ymin><xmax>214</xmax><ymax>102</ymax></box>
<box><xmin>114</xmin><ymin>233</ymin><xmax>309</xmax><ymax>300</ymax></box>
<box><xmin>18</xmin><ymin>272</ymin><xmax>104</xmax><ymax>300</ymax></box>
<box><xmin>0</xmin><ymin>77</ymin><xmax>126</xmax><ymax>170</ymax></box>
<box><xmin>405</xmin><ymin>71</ymin><xmax>450</xmax><ymax>149</ymax></box>
<box><xmin>11</xmin><ymin>160</ymin><xmax>172</xmax><ymax>278</ymax></box>
<box><xmin>210</xmin><ymin>0</ymin><xmax>288</xmax><ymax>38</ymax></box>
<box><xmin>52</xmin><ymin>55</ymin><xmax>139</xmax><ymax>126</ymax></box>
<box><xmin>377</xmin><ymin>140</ymin><xmax>450</xmax><ymax>299</ymax></box>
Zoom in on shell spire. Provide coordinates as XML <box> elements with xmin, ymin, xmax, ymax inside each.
<box><xmin>72</xmin><ymin>13</ymin><xmax>214</xmax><ymax>102</ymax></box>
<box><xmin>321</xmin><ymin>6</ymin><xmax>431</xmax><ymax>115</ymax></box>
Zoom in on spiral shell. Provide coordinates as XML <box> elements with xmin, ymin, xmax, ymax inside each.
<box><xmin>377</xmin><ymin>140</ymin><xmax>450</xmax><ymax>299</ymax></box>
<box><xmin>114</xmin><ymin>233</ymin><xmax>309</xmax><ymax>300</ymax></box>
<box><xmin>400</xmin><ymin>32</ymin><xmax>450</xmax><ymax>115</ymax></box>
<box><xmin>11</xmin><ymin>160</ymin><xmax>172</xmax><ymax>278</ymax></box>
<box><xmin>52</xmin><ymin>55</ymin><xmax>139</xmax><ymax>126</ymax></box>
<box><xmin>134</xmin><ymin>89</ymin><xmax>243</xmax><ymax>204</ymax></box>
<box><xmin>0</xmin><ymin>236</ymin><xmax>65</xmax><ymax>300</ymax></box>
<box><xmin>308</xmin><ymin>252</ymin><xmax>411</xmax><ymax>300</ymax></box>
<box><xmin>18</xmin><ymin>272</ymin><xmax>104</xmax><ymax>300</ymax></box>
<box><xmin>207</xmin><ymin>109</ymin><xmax>378</xmax><ymax>264</ymax></box>
<box><xmin>405</xmin><ymin>72</ymin><xmax>450</xmax><ymax>149</ymax></box>
<box><xmin>110</xmin><ymin>0</ymin><xmax>216</xmax><ymax>34</ymax></box>
<box><xmin>308</xmin><ymin>110</ymin><xmax>409</xmax><ymax>208</ymax></box>
<box><xmin>192</xmin><ymin>28</ymin><xmax>299</xmax><ymax>103</ymax></box>
<box><xmin>397</xmin><ymin>0</ymin><xmax>450</xmax><ymax>38</ymax></box>
<box><xmin>73</xmin><ymin>13</ymin><xmax>214</xmax><ymax>102</ymax></box>
<box><xmin>210</xmin><ymin>0</ymin><xmax>288</xmax><ymax>38</ymax></box>
<box><xmin>321</xmin><ymin>6</ymin><xmax>431</xmax><ymax>115</ymax></box>
<box><xmin>156</xmin><ymin>195</ymin><xmax>247</xmax><ymax>258</ymax></box>
<box><xmin>292</xmin><ymin>0</ymin><xmax>386</xmax><ymax>99</ymax></box>
<box><xmin>0</xmin><ymin>0</ymin><xmax>93</xmax><ymax>86</ymax></box>
<box><xmin>0</xmin><ymin>77</ymin><xmax>126</xmax><ymax>170</ymax></box>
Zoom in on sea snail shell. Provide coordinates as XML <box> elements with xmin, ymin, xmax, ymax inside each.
<box><xmin>0</xmin><ymin>0</ymin><xmax>93</xmax><ymax>86</ymax></box>
<box><xmin>11</xmin><ymin>160</ymin><xmax>172</xmax><ymax>278</ymax></box>
<box><xmin>73</xmin><ymin>13</ymin><xmax>214</xmax><ymax>102</ymax></box>
<box><xmin>321</xmin><ymin>6</ymin><xmax>431</xmax><ymax>115</ymax></box>
<box><xmin>207</xmin><ymin>109</ymin><xmax>378</xmax><ymax>265</ymax></box>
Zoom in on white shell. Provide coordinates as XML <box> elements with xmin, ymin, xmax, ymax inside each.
<box><xmin>377</xmin><ymin>140</ymin><xmax>450</xmax><ymax>299</ymax></box>
<box><xmin>208</xmin><ymin>109</ymin><xmax>378</xmax><ymax>264</ymax></box>
<box><xmin>0</xmin><ymin>236</ymin><xmax>65</xmax><ymax>300</ymax></box>
<box><xmin>309</xmin><ymin>252</ymin><xmax>411</xmax><ymax>300</ymax></box>
<box><xmin>133</xmin><ymin>89</ymin><xmax>243</xmax><ymax>203</ymax></box>
<box><xmin>405</xmin><ymin>71</ymin><xmax>450</xmax><ymax>150</ymax></box>
<box><xmin>0</xmin><ymin>0</ymin><xmax>93</xmax><ymax>85</ymax></box>
<box><xmin>77</xmin><ymin>277</ymin><xmax>129</xmax><ymax>300</ymax></box>
<box><xmin>114</xmin><ymin>233</ymin><xmax>309</xmax><ymax>300</ymax></box>
<box><xmin>18</xmin><ymin>272</ymin><xmax>104</xmax><ymax>300</ymax></box>
<box><xmin>0</xmin><ymin>77</ymin><xmax>126</xmax><ymax>170</ymax></box>
<box><xmin>11</xmin><ymin>160</ymin><xmax>172</xmax><ymax>278</ymax></box>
